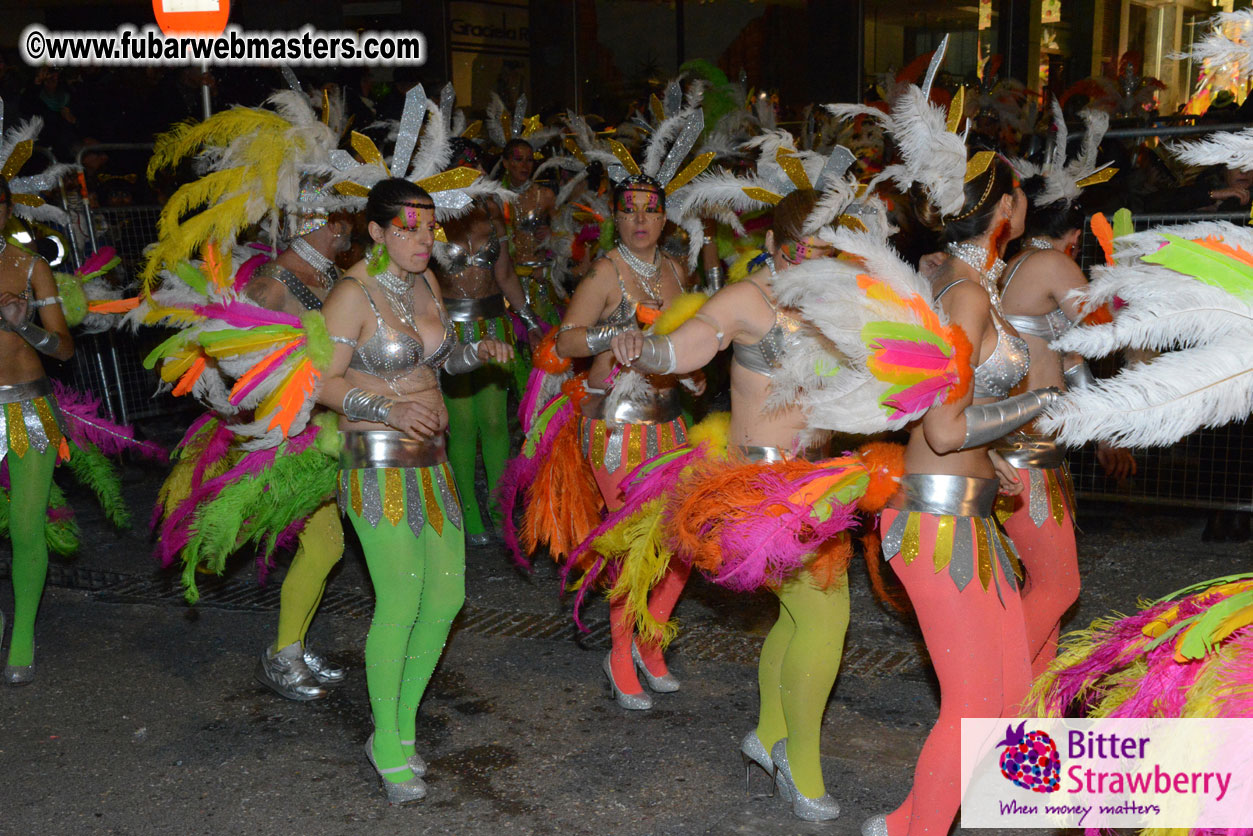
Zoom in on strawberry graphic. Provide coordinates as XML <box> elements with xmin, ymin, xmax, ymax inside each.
<box><xmin>996</xmin><ymin>721</ymin><xmax>1061</xmax><ymax>793</ymax></box>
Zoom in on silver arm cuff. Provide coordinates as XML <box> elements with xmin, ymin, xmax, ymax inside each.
<box><xmin>443</xmin><ymin>341</ymin><xmax>483</xmax><ymax>375</ymax></box>
<box><xmin>14</xmin><ymin>320</ymin><xmax>62</xmax><ymax>356</ymax></box>
<box><xmin>634</xmin><ymin>334</ymin><xmax>677</xmax><ymax>375</ymax></box>
<box><xmin>1063</xmin><ymin>359</ymin><xmax>1095</xmax><ymax>391</ymax></box>
<box><xmin>705</xmin><ymin>265</ymin><xmax>724</xmax><ymax>291</ymax></box>
<box><xmin>961</xmin><ymin>389</ymin><xmax>1060</xmax><ymax>450</ymax></box>
<box><xmin>517</xmin><ymin>307</ymin><xmax>543</xmax><ymax>333</ymax></box>
<box><xmin>342</xmin><ymin>387</ymin><xmax>394</xmax><ymax>424</ymax></box>
<box><xmin>585</xmin><ymin>322</ymin><xmax>630</xmax><ymax>354</ymax></box>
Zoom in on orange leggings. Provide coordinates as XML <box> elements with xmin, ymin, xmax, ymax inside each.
<box><xmin>999</xmin><ymin>466</ymin><xmax>1079</xmax><ymax>678</ymax></box>
<box><xmin>587</xmin><ymin>422</ymin><xmax>690</xmax><ymax>695</ymax></box>
<box><xmin>881</xmin><ymin>508</ymin><xmax>1033</xmax><ymax>836</ymax></box>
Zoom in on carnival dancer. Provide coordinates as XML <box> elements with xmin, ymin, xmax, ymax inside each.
<box><xmin>550</xmin><ymin>106</ymin><xmax>714</xmax><ymax>710</ymax></box>
<box><xmin>488</xmin><ymin>95</ymin><xmax>563</xmax><ymax>326</ymax></box>
<box><xmin>612</xmin><ymin>185</ymin><xmax>852</xmax><ymax>820</ymax></box>
<box><xmin>437</xmin><ymin>137</ymin><xmax>543</xmax><ymax>545</ymax></box>
<box><xmin>996</xmin><ymin>103</ymin><xmax>1132</xmax><ymax>676</ymax></box>
<box><xmin>318</xmin><ymin>179</ymin><xmax>512</xmax><ymax>802</ymax></box>
<box><xmin>826</xmin><ymin>43</ymin><xmax>1065</xmax><ymax>835</ymax></box>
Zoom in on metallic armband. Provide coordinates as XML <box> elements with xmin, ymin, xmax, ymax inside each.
<box><xmin>634</xmin><ymin>334</ymin><xmax>677</xmax><ymax>375</ymax></box>
<box><xmin>10</xmin><ymin>320</ymin><xmax>62</xmax><ymax>356</ymax></box>
<box><xmin>517</xmin><ymin>306</ymin><xmax>543</xmax><ymax>333</ymax></box>
<box><xmin>443</xmin><ymin>341</ymin><xmax>483</xmax><ymax>375</ymax></box>
<box><xmin>705</xmin><ymin>265</ymin><xmax>724</xmax><ymax>292</ymax></box>
<box><xmin>961</xmin><ymin>389</ymin><xmax>1060</xmax><ymax>450</ymax></box>
<box><xmin>585</xmin><ymin>322</ymin><xmax>630</xmax><ymax>354</ymax></box>
<box><xmin>1062</xmin><ymin>359</ymin><xmax>1095</xmax><ymax>391</ymax></box>
<box><xmin>342</xmin><ymin>387</ymin><xmax>394</xmax><ymax>424</ymax></box>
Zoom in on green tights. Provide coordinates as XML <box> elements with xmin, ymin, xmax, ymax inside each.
<box><xmin>6</xmin><ymin>444</ymin><xmax>58</xmax><ymax>667</ymax></box>
<box><xmin>444</xmin><ymin>366</ymin><xmax>510</xmax><ymax>537</ymax></box>
<box><xmin>343</xmin><ymin>467</ymin><xmax>465</xmax><ymax>783</ymax></box>
<box><xmin>755</xmin><ymin>570</ymin><xmax>850</xmax><ymax>799</ymax></box>
<box><xmin>274</xmin><ymin>502</ymin><xmax>344</xmax><ymax>651</ymax></box>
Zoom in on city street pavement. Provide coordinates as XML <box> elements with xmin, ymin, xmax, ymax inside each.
<box><xmin>0</xmin><ymin>444</ymin><xmax>1247</xmax><ymax>836</ymax></box>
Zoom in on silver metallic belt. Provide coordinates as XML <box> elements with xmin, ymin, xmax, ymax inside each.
<box><xmin>996</xmin><ymin>433</ymin><xmax>1067</xmax><ymax>470</ymax></box>
<box><xmin>887</xmin><ymin>473</ymin><xmax>999</xmax><ymax>518</ymax></box>
<box><xmin>338</xmin><ymin>431</ymin><xmax>448</xmax><ymax>469</ymax></box>
<box><xmin>582</xmin><ymin>385</ymin><xmax>682</xmax><ymax>425</ymax></box>
<box><xmin>442</xmin><ymin>295</ymin><xmax>507</xmax><ymax>322</ymax></box>
<box><xmin>732</xmin><ymin>445</ymin><xmax>824</xmax><ymax>464</ymax></box>
<box><xmin>0</xmin><ymin>378</ymin><xmax>52</xmax><ymax>405</ymax></box>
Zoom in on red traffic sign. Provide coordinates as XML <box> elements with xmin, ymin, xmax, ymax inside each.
<box><xmin>152</xmin><ymin>0</ymin><xmax>230</xmax><ymax>36</ymax></box>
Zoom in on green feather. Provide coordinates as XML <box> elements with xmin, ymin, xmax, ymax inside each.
<box><xmin>862</xmin><ymin>320</ymin><xmax>949</xmax><ymax>352</ymax></box>
<box><xmin>54</xmin><ymin>273</ymin><xmax>87</xmax><ymax>327</ymax></box>
<box><xmin>65</xmin><ymin>441</ymin><xmax>131</xmax><ymax>528</ymax></box>
<box><xmin>143</xmin><ymin>330</ymin><xmax>190</xmax><ymax>370</ymax></box>
<box><xmin>300</xmin><ymin>311</ymin><xmax>333</xmax><ymax>371</ymax></box>
<box><xmin>174</xmin><ymin>261</ymin><xmax>209</xmax><ymax>296</ymax></box>
<box><xmin>1112</xmin><ymin>207</ymin><xmax>1133</xmax><ymax>239</ymax></box>
<box><xmin>1142</xmin><ymin>234</ymin><xmax>1253</xmax><ymax>299</ymax></box>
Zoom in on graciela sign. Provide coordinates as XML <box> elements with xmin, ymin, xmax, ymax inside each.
<box><xmin>961</xmin><ymin>718</ymin><xmax>1253</xmax><ymax>828</ymax></box>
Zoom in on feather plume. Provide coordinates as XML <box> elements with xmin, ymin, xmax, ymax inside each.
<box><xmin>1173</xmin><ymin>126</ymin><xmax>1253</xmax><ymax>172</ymax></box>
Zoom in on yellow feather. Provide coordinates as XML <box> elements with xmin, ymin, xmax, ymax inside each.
<box><xmin>652</xmin><ymin>292</ymin><xmax>707</xmax><ymax>335</ymax></box>
<box><xmin>687</xmin><ymin>411</ymin><xmax>731</xmax><ymax>460</ymax></box>
<box><xmin>201</xmin><ymin>332</ymin><xmax>295</xmax><ymax>358</ymax></box>
<box><xmin>595</xmin><ymin>498</ymin><xmax>679</xmax><ymax>648</ymax></box>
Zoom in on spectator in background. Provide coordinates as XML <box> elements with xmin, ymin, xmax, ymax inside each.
<box><xmin>1174</xmin><ymin>164</ymin><xmax>1253</xmax><ymax>213</ymax></box>
<box><xmin>22</xmin><ymin>67</ymin><xmax>78</xmax><ymax>159</ymax></box>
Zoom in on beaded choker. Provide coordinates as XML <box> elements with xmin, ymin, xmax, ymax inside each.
<box><xmin>946</xmin><ymin>241</ymin><xmax>1006</xmax><ymax>314</ymax></box>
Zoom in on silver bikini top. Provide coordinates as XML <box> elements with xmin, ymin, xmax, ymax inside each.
<box><xmin>731</xmin><ymin>280</ymin><xmax>804</xmax><ymax>378</ymax></box>
<box><xmin>515</xmin><ymin>209</ymin><xmax>549</xmax><ymax>235</ymax></box>
<box><xmin>597</xmin><ymin>256</ymin><xmax>677</xmax><ymax>328</ymax></box>
<box><xmin>1000</xmin><ymin>251</ymin><xmax>1074</xmax><ymax>341</ymax></box>
<box><xmin>344</xmin><ymin>277</ymin><xmax>455</xmax><ymax>381</ymax></box>
<box><xmin>936</xmin><ymin>278</ymin><xmax>1030</xmax><ymax>400</ymax></box>
<box><xmin>18</xmin><ymin>256</ymin><xmax>57</xmax><ymax>322</ymax></box>
<box><xmin>441</xmin><ymin>231</ymin><xmax>501</xmax><ymax>276</ymax></box>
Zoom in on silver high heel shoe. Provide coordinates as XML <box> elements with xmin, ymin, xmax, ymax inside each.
<box><xmin>365</xmin><ymin>734</ymin><xmax>427</xmax><ymax>803</ymax></box>
<box><xmin>4</xmin><ymin>612</ymin><xmax>35</xmax><ymax>686</ymax></box>
<box><xmin>397</xmin><ymin>739</ymin><xmax>428</xmax><ymax>777</ymax></box>
<box><xmin>301</xmin><ymin>645</ymin><xmax>346</xmax><ymax>685</ymax></box>
<box><xmin>861</xmin><ymin>813</ymin><xmax>889</xmax><ymax>836</ymax></box>
<box><xmin>255</xmin><ymin>642</ymin><xmax>328</xmax><ymax>701</ymax></box>
<box><xmin>631</xmin><ymin>641</ymin><xmax>679</xmax><ymax>693</ymax></box>
<box><xmin>739</xmin><ymin>730</ymin><xmax>774</xmax><ymax>796</ymax></box>
<box><xmin>769</xmin><ymin>738</ymin><xmax>841</xmax><ymax>822</ymax></box>
<box><xmin>601</xmin><ymin>653</ymin><xmax>652</xmax><ymax>710</ymax></box>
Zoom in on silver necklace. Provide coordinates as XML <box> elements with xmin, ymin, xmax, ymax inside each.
<box><xmin>617</xmin><ymin>244</ymin><xmax>662</xmax><ymax>299</ymax></box>
<box><xmin>289</xmin><ymin>237</ymin><xmax>337</xmax><ymax>291</ymax></box>
<box><xmin>1027</xmin><ymin>237</ymin><xmax>1054</xmax><ymax>251</ymax></box>
<box><xmin>375</xmin><ymin>267</ymin><xmax>418</xmax><ymax>331</ymax></box>
<box><xmin>946</xmin><ymin>241</ymin><xmax>1006</xmax><ymax>314</ymax></box>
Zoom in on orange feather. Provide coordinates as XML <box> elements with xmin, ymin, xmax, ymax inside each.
<box><xmin>1090</xmin><ymin>213</ymin><xmax>1115</xmax><ymax>266</ymax></box>
<box><xmin>88</xmin><ymin>297</ymin><xmax>140</xmax><ymax>314</ymax></box>
<box><xmin>172</xmin><ymin>356</ymin><xmax>206</xmax><ymax>397</ymax></box>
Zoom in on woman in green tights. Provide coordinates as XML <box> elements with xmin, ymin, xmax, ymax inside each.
<box><xmin>318</xmin><ymin>179</ymin><xmax>512</xmax><ymax>803</ymax></box>
<box><xmin>0</xmin><ymin>176</ymin><xmax>75</xmax><ymax>685</ymax></box>
<box><xmin>612</xmin><ymin>189</ymin><xmax>846</xmax><ymax>821</ymax></box>
<box><xmin>437</xmin><ymin>138</ymin><xmax>544</xmax><ymax>544</ymax></box>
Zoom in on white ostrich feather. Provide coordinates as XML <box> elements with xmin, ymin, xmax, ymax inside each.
<box><xmin>553</xmin><ymin>168</ymin><xmax>589</xmax><ymax>209</ymax></box>
<box><xmin>407</xmin><ymin>98</ymin><xmax>452</xmax><ymax>180</ymax></box>
<box><xmin>803</xmin><ymin>175</ymin><xmax>859</xmax><ymax>236</ymax></box>
<box><xmin>602</xmin><ymin>368</ymin><xmax>651</xmax><ymax>418</ymax></box>
<box><xmin>675</xmin><ymin>169</ymin><xmax>780</xmax><ymax>217</ymax></box>
<box><xmin>641</xmin><ymin>110</ymin><xmax>690</xmax><ymax>179</ymax></box>
<box><xmin>1172</xmin><ymin>127</ymin><xmax>1253</xmax><ymax>172</ymax></box>
<box><xmin>1186</xmin><ymin>10</ymin><xmax>1253</xmax><ymax>84</ymax></box>
<box><xmin>1035</xmin><ymin>106</ymin><xmax>1114</xmax><ymax>207</ymax></box>
<box><xmin>1111</xmin><ymin>220</ymin><xmax>1252</xmax><ymax>261</ymax></box>
<box><xmin>1038</xmin><ymin>335</ymin><xmax>1253</xmax><ymax>447</ymax></box>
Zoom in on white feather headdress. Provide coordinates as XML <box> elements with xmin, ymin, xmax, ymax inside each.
<box><xmin>1014</xmin><ymin>102</ymin><xmax>1117</xmax><ymax>207</ymax></box>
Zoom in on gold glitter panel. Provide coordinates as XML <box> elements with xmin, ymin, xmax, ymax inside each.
<box><xmin>590</xmin><ymin>420</ymin><xmax>608</xmax><ymax>471</ymax></box>
<box><xmin>349</xmin><ymin>469</ymin><xmax>363</xmax><ymax>517</ymax></box>
<box><xmin>665</xmin><ymin>151</ymin><xmax>716</xmax><ymax>194</ymax></box>
<box><xmin>741</xmin><ymin>186</ymin><xmax>782</xmax><ymax>206</ymax></box>
<box><xmin>775</xmin><ymin>148</ymin><xmax>813</xmax><ymax>192</ymax></box>
<box><xmin>421</xmin><ymin>467</ymin><xmax>445</xmax><ymax>536</ymax></box>
<box><xmin>383</xmin><ymin>468</ymin><xmax>405</xmax><ymax>526</ymax></box>
<box><xmin>1047</xmin><ymin>469</ymin><xmax>1065</xmax><ymax>527</ymax></box>
<box><xmin>658</xmin><ymin>421</ymin><xmax>675</xmax><ymax>451</ymax></box>
<box><xmin>625</xmin><ymin>424</ymin><xmax>643</xmax><ymax>469</ymax></box>
<box><xmin>6</xmin><ymin>402</ymin><xmax>28</xmax><ymax>458</ymax></box>
<box><xmin>901</xmin><ymin>512</ymin><xmax>921</xmax><ymax>565</ymax></box>
<box><xmin>996</xmin><ymin>525</ymin><xmax>1024</xmax><ymax>581</ymax></box>
<box><xmin>605</xmin><ymin>139</ymin><xmax>641</xmax><ymax>176</ymax></box>
<box><xmin>2</xmin><ymin>140</ymin><xmax>32</xmax><ymax>180</ymax></box>
<box><xmin>416</xmin><ymin>167</ymin><xmax>480</xmax><ymax>195</ymax></box>
<box><xmin>973</xmin><ymin>518</ymin><xmax>993</xmax><ymax>590</ymax></box>
<box><xmin>933</xmin><ymin>515</ymin><xmax>954</xmax><ymax>572</ymax></box>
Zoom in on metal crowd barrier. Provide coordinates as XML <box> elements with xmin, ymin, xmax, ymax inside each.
<box><xmin>53</xmin><ymin>143</ymin><xmax>185</xmax><ymax>425</ymax></box>
<box><xmin>1069</xmin><ymin>210</ymin><xmax>1253</xmax><ymax>511</ymax></box>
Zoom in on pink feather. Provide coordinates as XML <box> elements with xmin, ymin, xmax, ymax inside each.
<box><xmin>871</xmin><ymin>338</ymin><xmax>951</xmax><ymax>371</ymax></box>
<box><xmin>51</xmin><ymin>381</ymin><xmax>167</xmax><ymax>461</ymax></box>
<box><xmin>194</xmin><ymin>300</ymin><xmax>301</xmax><ymax>329</ymax></box>
<box><xmin>77</xmin><ymin>247</ymin><xmax>118</xmax><ymax>277</ymax></box>
<box><xmin>883</xmin><ymin>376</ymin><xmax>951</xmax><ymax>419</ymax></box>
<box><xmin>233</xmin><ymin>254</ymin><xmax>271</xmax><ymax>293</ymax></box>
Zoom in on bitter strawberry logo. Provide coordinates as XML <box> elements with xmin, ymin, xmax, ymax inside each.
<box><xmin>997</xmin><ymin>721</ymin><xmax>1061</xmax><ymax>793</ymax></box>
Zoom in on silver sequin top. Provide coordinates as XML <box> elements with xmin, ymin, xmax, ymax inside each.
<box><xmin>936</xmin><ymin>278</ymin><xmax>1030</xmax><ymax>400</ymax></box>
<box><xmin>1001</xmin><ymin>250</ymin><xmax>1074</xmax><ymax>341</ymax></box>
<box><xmin>732</xmin><ymin>280</ymin><xmax>804</xmax><ymax>378</ymax></box>
<box><xmin>345</xmin><ymin>278</ymin><xmax>455</xmax><ymax>381</ymax></box>
<box><xmin>441</xmin><ymin>230</ymin><xmax>501</xmax><ymax>277</ymax></box>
